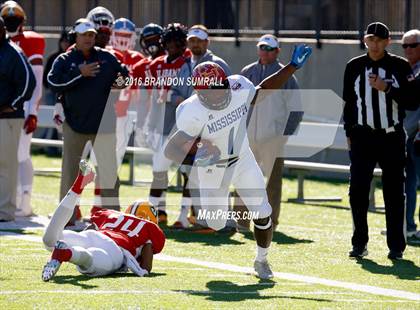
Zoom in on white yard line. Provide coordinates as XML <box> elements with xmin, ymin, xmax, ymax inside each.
<box><xmin>156</xmin><ymin>254</ymin><xmax>420</xmax><ymax>301</ymax></box>
<box><xmin>0</xmin><ymin>232</ymin><xmax>44</xmax><ymax>243</ymax></box>
<box><xmin>0</xmin><ymin>290</ymin><xmax>415</xmax><ymax>303</ymax></box>
<box><xmin>1</xmin><ymin>231</ymin><xmax>419</xmax><ymax>302</ymax></box>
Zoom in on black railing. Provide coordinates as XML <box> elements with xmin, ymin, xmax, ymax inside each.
<box><xmin>20</xmin><ymin>0</ymin><xmax>419</xmax><ymax>48</ymax></box>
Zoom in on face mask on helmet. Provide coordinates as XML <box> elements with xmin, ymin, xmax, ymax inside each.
<box><xmin>192</xmin><ymin>62</ymin><xmax>231</xmax><ymax>110</ymax></box>
<box><xmin>125</xmin><ymin>200</ymin><xmax>158</xmax><ymax>224</ymax></box>
<box><xmin>140</xmin><ymin>23</ymin><xmax>164</xmax><ymax>56</ymax></box>
<box><xmin>145</xmin><ymin>43</ymin><xmax>159</xmax><ymax>55</ymax></box>
<box><xmin>87</xmin><ymin>6</ymin><xmax>114</xmax><ymax>32</ymax></box>
<box><xmin>111</xmin><ymin>31</ymin><xmax>135</xmax><ymax>51</ymax></box>
<box><xmin>196</xmin><ymin>82</ymin><xmax>231</xmax><ymax>110</ymax></box>
<box><xmin>140</xmin><ymin>35</ymin><xmax>162</xmax><ymax>56</ymax></box>
<box><xmin>110</xmin><ymin>18</ymin><xmax>136</xmax><ymax>51</ymax></box>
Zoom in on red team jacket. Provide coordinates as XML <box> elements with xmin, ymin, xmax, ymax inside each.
<box><xmin>91</xmin><ymin>209</ymin><xmax>165</xmax><ymax>257</ymax></box>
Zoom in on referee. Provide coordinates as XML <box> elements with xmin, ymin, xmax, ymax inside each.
<box><xmin>343</xmin><ymin>22</ymin><xmax>418</xmax><ymax>260</ymax></box>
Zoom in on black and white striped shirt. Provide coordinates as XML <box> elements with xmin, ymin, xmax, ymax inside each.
<box><xmin>343</xmin><ymin>51</ymin><xmax>418</xmax><ymax>136</ymax></box>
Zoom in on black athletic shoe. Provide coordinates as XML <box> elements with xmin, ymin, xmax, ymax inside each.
<box><xmin>349</xmin><ymin>246</ymin><xmax>368</xmax><ymax>258</ymax></box>
<box><xmin>387</xmin><ymin>250</ymin><xmax>403</xmax><ymax>260</ymax></box>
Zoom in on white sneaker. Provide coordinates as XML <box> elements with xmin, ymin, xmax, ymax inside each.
<box><xmin>254</xmin><ymin>260</ymin><xmax>274</xmax><ymax>280</ymax></box>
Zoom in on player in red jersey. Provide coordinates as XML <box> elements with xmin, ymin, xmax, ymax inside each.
<box><xmin>0</xmin><ymin>1</ymin><xmax>45</xmax><ymax>217</ymax></box>
<box><xmin>110</xmin><ymin>18</ymin><xmax>144</xmax><ymax>69</ymax></box>
<box><xmin>86</xmin><ymin>6</ymin><xmax>122</xmax><ymax>59</ymax></box>
<box><xmin>110</xmin><ymin>18</ymin><xmax>144</xmax><ymax>164</ymax></box>
<box><xmin>131</xmin><ymin>23</ymin><xmax>165</xmax><ymax>148</ymax></box>
<box><xmin>145</xmin><ymin>23</ymin><xmax>193</xmax><ymax>226</ymax></box>
<box><xmin>42</xmin><ymin>160</ymin><xmax>165</xmax><ymax>281</ymax></box>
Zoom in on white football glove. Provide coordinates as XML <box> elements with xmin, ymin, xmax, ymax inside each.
<box><xmin>121</xmin><ymin>249</ymin><xmax>149</xmax><ymax>277</ymax></box>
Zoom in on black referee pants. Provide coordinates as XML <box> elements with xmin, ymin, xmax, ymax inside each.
<box><xmin>349</xmin><ymin>126</ymin><xmax>406</xmax><ymax>253</ymax></box>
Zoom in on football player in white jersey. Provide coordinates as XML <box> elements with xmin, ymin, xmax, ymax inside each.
<box><xmin>164</xmin><ymin>44</ymin><xmax>312</xmax><ymax>279</ymax></box>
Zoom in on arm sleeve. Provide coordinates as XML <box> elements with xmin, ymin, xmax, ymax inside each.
<box><xmin>342</xmin><ymin>63</ymin><xmax>358</xmax><ymax>137</ymax></box>
<box><xmin>47</xmin><ymin>55</ymin><xmax>83</xmax><ymax>92</ymax></box>
<box><xmin>387</xmin><ymin>61</ymin><xmax>419</xmax><ymax>111</ymax></box>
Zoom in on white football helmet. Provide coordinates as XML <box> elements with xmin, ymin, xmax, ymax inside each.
<box><xmin>86</xmin><ymin>6</ymin><xmax>114</xmax><ymax>32</ymax></box>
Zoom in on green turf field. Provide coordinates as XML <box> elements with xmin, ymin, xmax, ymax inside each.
<box><xmin>1</xmin><ymin>154</ymin><xmax>419</xmax><ymax>309</ymax></box>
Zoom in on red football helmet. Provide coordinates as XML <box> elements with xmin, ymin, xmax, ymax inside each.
<box><xmin>192</xmin><ymin>61</ymin><xmax>231</xmax><ymax>110</ymax></box>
